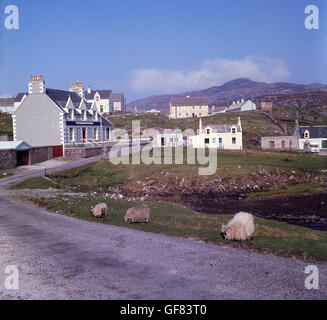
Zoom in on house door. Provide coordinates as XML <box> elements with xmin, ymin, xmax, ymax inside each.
<box><xmin>82</xmin><ymin>128</ymin><xmax>87</xmax><ymax>142</ymax></box>
<box><xmin>161</xmin><ymin>137</ymin><xmax>165</xmax><ymax>146</ymax></box>
<box><xmin>53</xmin><ymin>146</ymin><xmax>63</xmax><ymax>158</ymax></box>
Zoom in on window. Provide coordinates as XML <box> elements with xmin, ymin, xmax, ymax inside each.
<box><xmin>69</xmin><ymin>109</ymin><xmax>74</xmax><ymax>120</ymax></box>
<box><xmin>69</xmin><ymin>128</ymin><xmax>74</xmax><ymax>142</ymax></box>
<box><xmin>199</xmin><ymin>113</ymin><xmax>202</xmax><ymax>116</ymax></box>
<box><xmin>106</xmin><ymin>128</ymin><xmax>110</xmax><ymax>140</ymax></box>
<box><xmin>304</xmin><ymin>130</ymin><xmax>310</xmax><ymax>139</ymax></box>
<box><xmin>94</xmin><ymin>128</ymin><xmax>98</xmax><ymax>140</ymax></box>
<box><xmin>232</xmin><ymin>127</ymin><xmax>236</xmax><ymax>134</ymax></box>
<box><xmin>206</xmin><ymin>129</ymin><xmax>210</xmax><ymax>134</ymax></box>
<box><xmin>269</xmin><ymin>141</ymin><xmax>275</xmax><ymax>149</ymax></box>
<box><xmin>100</xmin><ymin>105</ymin><xmax>104</xmax><ymax>113</ymax></box>
<box><xmin>232</xmin><ymin>137</ymin><xmax>236</xmax><ymax>144</ymax></box>
<box><xmin>205</xmin><ymin>138</ymin><xmax>210</xmax><ymax>144</ymax></box>
<box><xmin>186</xmin><ymin>113</ymin><xmax>189</xmax><ymax>117</ymax></box>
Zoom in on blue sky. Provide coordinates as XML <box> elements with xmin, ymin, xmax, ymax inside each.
<box><xmin>0</xmin><ymin>0</ymin><xmax>326</xmax><ymax>101</ymax></box>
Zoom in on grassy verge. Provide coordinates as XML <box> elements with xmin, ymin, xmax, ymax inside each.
<box><xmin>19</xmin><ymin>194</ymin><xmax>327</xmax><ymax>261</ymax></box>
<box><xmin>9</xmin><ymin>149</ymin><xmax>326</xmax><ymax>191</ymax></box>
<box><xmin>0</xmin><ymin>172</ymin><xmax>13</xmax><ymax>179</ymax></box>
<box><xmin>248</xmin><ymin>183</ymin><xmax>327</xmax><ymax>198</ymax></box>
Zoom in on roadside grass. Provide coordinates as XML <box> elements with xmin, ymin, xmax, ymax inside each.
<box><xmin>0</xmin><ymin>114</ymin><xmax>13</xmax><ymax>135</ymax></box>
<box><xmin>0</xmin><ymin>172</ymin><xmax>13</xmax><ymax>179</ymax></box>
<box><xmin>19</xmin><ymin>194</ymin><xmax>327</xmax><ymax>261</ymax></box>
<box><xmin>9</xmin><ymin>149</ymin><xmax>327</xmax><ymax>190</ymax></box>
<box><xmin>248</xmin><ymin>183</ymin><xmax>327</xmax><ymax>198</ymax></box>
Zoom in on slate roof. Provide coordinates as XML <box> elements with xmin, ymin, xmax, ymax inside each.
<box><xmin>298</xmin><ymin>126</ymin><xmax>327</xmax><ymax>139</ymax></box>
<box><xmin>0</xmin><ymin>140</ymin><xmax>32</xmax><ymax>150</ymax></box>
<box><xmin>204</xmin><ymin>124</ymin><xmax>242</xmax><ymax>133</ymax></box>
<box><xmin>84</xmin><ymin>90</ymin><xmax>112</xmax><ymax>100</ymax></box>
<box><xmin>170</xmin><ymin>97</ymin><xmax>208</xmax><ymax>107</ymax></box>
<box><xmin>0</xmin><ymin>98</ymin><xmax>14</xmax><ymax>107</ymax></box>
<box><xmin>14</xmin><ymin>93</ymin><xmax>27</xmax><ymax>103</ymax></box>
<box><xmin>112</xmin><ymin>93</ymin><xmax>124</xmax><ymax>102</ymax></box>
<box><xmin>46</xmin><ymin>88</ymin><xmax>82</xmax><ymax>110</ymax></box>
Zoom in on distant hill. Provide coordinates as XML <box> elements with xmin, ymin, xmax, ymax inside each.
<box><xmin>127</xmin><ymin>78</ymin><xmax>327</xmax><ymax>114</ymax></box>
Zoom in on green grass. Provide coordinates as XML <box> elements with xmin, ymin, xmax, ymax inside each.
<box><xmin>0</xmin><ymin>114</ymin><xmax>13</xmax><ymax>135</ymax></box>
<box><xmin>0</xmin><ymin>172</ymin><xmax>13</xmax><ymax>179</ymax></box>
<box><xmin>10</xmin><ymin>149</ymin><xmax>327</xmax><ymax>191</ymax></box>
<box><xmin>248</xmin><ymin>183</ymin><xmax>327</xmax><ymax>198</ymax></box>
<box><xmin>20</xmin><ymin>194</ymin><xmax>327</xmax><ymax>261</ymax></box>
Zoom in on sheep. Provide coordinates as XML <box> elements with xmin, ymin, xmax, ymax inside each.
<box><xmin>91</xmin><ymin>202</ymin><xmax>108</xmax><ymax>219</ymax></box>
<box><xmin>124</xmin><ymin>205</ymin><xmax>150</xmax><ymax>224</ymax></box>
<box><xmin>221</xmin><ymin>212</ymin><xmax>255</xmax><ymax>241</ymax></box>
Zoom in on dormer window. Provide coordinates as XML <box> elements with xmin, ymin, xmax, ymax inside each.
<box><xmin>69</xmin><ymin>109</ymin><xmax>74</xmax><ymax>120</ymax></box>
<box><xmin>304</xmin><ymin>130</ymin><xmax>310</xmax><ymax>139</ymax></box>
<box><xmin>232</xmin><ymin>127</ymin><xmax>236</xmax><ymax>134</ymax></box>
<box><xmin>206</xmin><ymin>128</ymin><xmax>210</xmax><ymax>134</ymax></box>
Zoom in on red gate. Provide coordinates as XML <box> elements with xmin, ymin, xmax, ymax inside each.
<box><xmin>53</xmin><ymin>145</ymin><xmax>64</xmax><ymax>158</ymax></box>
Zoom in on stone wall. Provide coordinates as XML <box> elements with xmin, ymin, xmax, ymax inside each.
<box><xmin>261</xmin><ymin>136</ymin><xmax>299</xmax><ymax>151</ymax></box>
<box><xmin>64</xmin><ymin>147</ymin><xmax>103</xmax><ymax>159</ymax></box>
<box><xmin>0</xmin><ymin>149</ymin><xmax>17</xmax><ymax>170</ymax></box>
<box><xmin>30</xmin><ymin>146</ymin><xmax>53</xmax><ymax>165</ymax></box>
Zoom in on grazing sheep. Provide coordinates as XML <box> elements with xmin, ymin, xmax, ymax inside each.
<box><xmin>221</xmin><ymin>212</ymin><xmax>255</xmax><ymax>241</ymax></box>
<box><xmin>124</xmin><ymin>205</ymin><xmax>150</xmax><ymax>224</ymax></box>
<box><xmin>91</xmin><ymin>202</ymin><xmax>108</xmax><ymax>219</ymax></box>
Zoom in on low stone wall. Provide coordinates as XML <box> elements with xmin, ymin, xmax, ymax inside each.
<box><xmin>0</xmin><ymin>149</ymin><xmax>17</xmax><ymax>170</ymax></box>
<box><xmin>30</xmin><ymin>146</ymin><xmax>53</xmax><ymax>165</ymax></box>
<box><xmin>64</xmin><ymin>147</ymin><xmax>103</xmax><ymax>159</ymax></box>
<box><xmin>261</xmin><ymin>136</ymin><xmax>299</xmax><ymax>151</ymax></box>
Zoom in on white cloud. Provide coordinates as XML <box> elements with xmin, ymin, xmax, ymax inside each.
<box><xmin>128</xmin><ymin>56</ymin><xmax>290</xmax><ymax>94</ymax></box>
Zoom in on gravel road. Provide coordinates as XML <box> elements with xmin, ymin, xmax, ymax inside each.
<box><xmin>0</xmin><ymin>156</ymin><xmax>326</xmax><ymax>300</ymax></box>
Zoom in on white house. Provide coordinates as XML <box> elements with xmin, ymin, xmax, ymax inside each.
<box><xmin>295</xmin><ymin>125</ymin><xmax>327</xmax><ymax>150</ymax></box>
<box><xmin>146</xmin><ymin>109</ymin><xmax>161</xmax><ymax>115</ymax></box>
<box><xmin>0</xmin><ymin>98</ymin><xmax>14</xmax><ymax>114</ymax></box>
<box><xmin>188</xmin><ymin>118</ymin><xmax>243</xmax><ymax>150</ymax></box>
<box><xmin>147</xmin><ymin>128</ymin><xmax>184</xmax><ymax>148</ymax></box>
<box><xmin>228</xmin><ymin>99</ymin><xmax>256</xmax><ymax>112</ymax></box>
<box><xmin>112</xmin><ymin>93</ymin><xmax>126</xmax><ymax>114</ymax></box>
<box><xmin>69</xmin><ymin>83</ymin><xmax>114</xmax><ymax>115</ymax></box>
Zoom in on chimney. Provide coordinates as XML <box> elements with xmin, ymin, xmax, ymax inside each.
<box><xmin>70</xmin><ymin>82</ymin><xmax>84</xmax><ymax>98</ymax></box>
<box><xmin>237</xmin><ymin>100</ymin><xmax>240</xmax><ymax>104</ymax></box>
<box><xmin>241</xmin><ymin>99</ymin><xmax>244</xmax><ymax>103</ymax></box>
<box><xmin>87</xmin><ymin>86</ymin><xmax>92</xmax><ymax>94</ymax></box>
<box><xmin>28</xmin><ymin>75</ymin><xmax>46</xmax><ymax>94</ymax></box>
<box><xmin>233</xmin><ymin>101</ymin><xmax>235</xmax><ymax>105</ymax></box>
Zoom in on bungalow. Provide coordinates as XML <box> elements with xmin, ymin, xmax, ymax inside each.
<box><xmin>188</xmin><ymin>118</ymin><xmax>243</xmax><ymax>150</ymax></box>
<box><xmin>13</xmin><ymin>75</ymin><xmax>114</xmax><ymax>157</ymax></box>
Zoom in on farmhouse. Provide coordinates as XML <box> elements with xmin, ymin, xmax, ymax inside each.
<box><xmin>188</xmin><ymin>118</ymin><xmax>243</xmax><ymax>150</ymax></box>
<box><xmin>169</xmin><ymin>96</ymin><xmax>209</xmax><ymax>119</ymax></box>
<box><xmin>112</xmin><ymin>93</ymin><xmax>126</xmax><ymax>114</ymax></box>
<box><xmin>0</xmin><ymin>97</ymin><xmax>14</xmax><ymax>114</ymax></box>
<box><xmin>295</xmin><ymin>124</ymin><xmax>327</xmax><ymax>150</ymax></box>
<box><xmin>82</xmin><ymin>84</ymin><xmax>113</xmax><ymax>114</ymax></box>
<box><xmin>261</xmin><ymin>136</ymin><xmax>299</xmax><ymax>151</ymax></box>
<box><xmin>13</xmin><ymin>75</ymin><xmax>114</xmax><ymax>157</ymax></box>
<box><xmin>149</xmin><ymin>128</ymin><xmax>184</xmax><ymax>148</ymax></box>
<box><xmin>228</xmin><ymin>99</ymin><xmax>256</xmax><ymax>112</ymax></box>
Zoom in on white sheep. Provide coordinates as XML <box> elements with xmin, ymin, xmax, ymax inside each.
<box><xmin>124</xmin><ymin>205</ymin><xmax>150</xmax><ymax>224</ymax></box>
<box><xmin>221</xmin><ymin>212</ymin><xmax>255</xmax><ymax>241</ymax></box>
<box><xmin>91</xmin><ymin>202</ymin><xmax>108</xmax><ymax>219</ymax></box>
